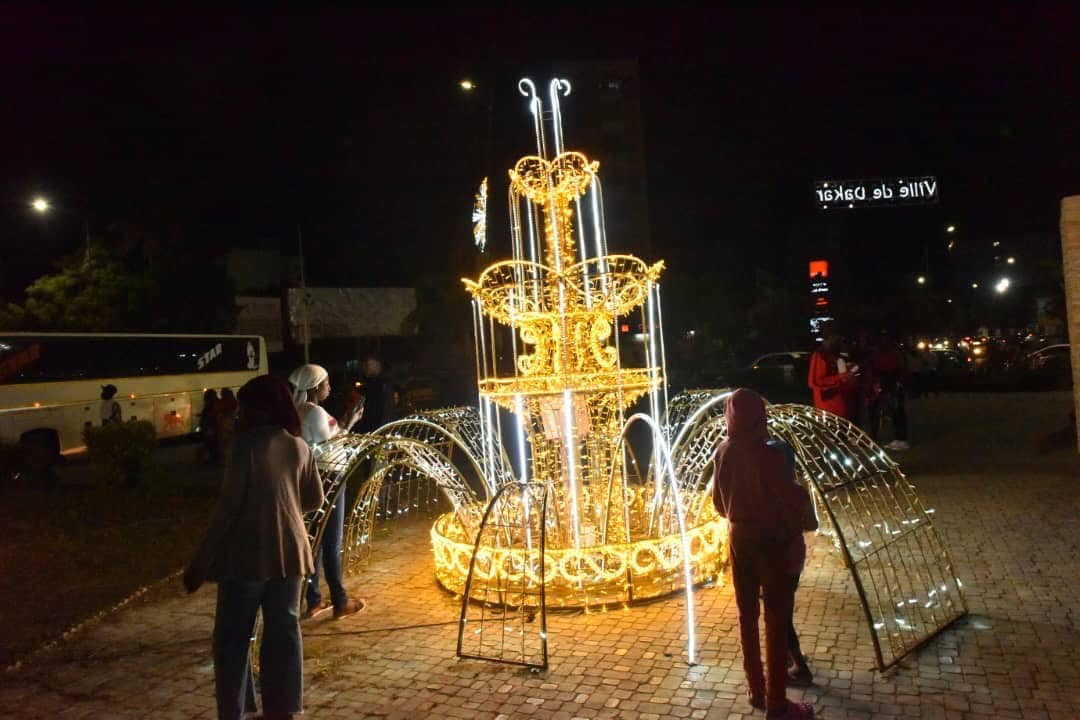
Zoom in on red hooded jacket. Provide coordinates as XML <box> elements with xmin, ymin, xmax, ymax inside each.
<box><xmin>808</xmin><ymin>348</ymin><xmax>850</xmax><ymax>417</ymax></box>
<box><xmin>713</xmin><ymin>389</ymin><xmax>811</xmax><ymax>570</ymax></box>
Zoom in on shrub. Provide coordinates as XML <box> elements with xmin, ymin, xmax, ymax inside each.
<box><xmin>83</xmin><ymin>420</ymin><xmax>158</xmax><ymax>488</ymax></box>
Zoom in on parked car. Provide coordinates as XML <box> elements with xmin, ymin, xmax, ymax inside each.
<box><xmin>1024</xmin><ymin>344</ymin><xmax>1071</xmax><ymax>388</ymax></box>
<box><xmin>722</xmin><ymin>351</ymin><xmax>812</xmax><ymax>404</ymax></box>
<box><xmin>1027</xmin><ymin>344</ymin><xmax>1070</xmax><ymax>371</ymax></box>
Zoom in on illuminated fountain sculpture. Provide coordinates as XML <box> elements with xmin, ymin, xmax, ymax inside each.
<box><xmin>306</xmin><ymin>79</ymin><xmax>966</xmax><ymax>672</ymax></box>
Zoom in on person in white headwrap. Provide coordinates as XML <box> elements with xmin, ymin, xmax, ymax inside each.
<box><xmin>287</xmin><ymin>363</ymin><xmax>365</xmax><ymax>621</ymax></box>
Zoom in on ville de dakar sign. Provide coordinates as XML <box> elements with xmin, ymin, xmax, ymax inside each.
<box><xmin>815</xmin><ymin>176</ymin><xmax>938</xmax><ymax>209</ymax></box>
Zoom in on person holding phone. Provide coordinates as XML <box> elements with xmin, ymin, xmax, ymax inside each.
<box><xmin>288</xmin><ymin>363</ymin><xmax>366</xmax><ymax>621</ymax></box>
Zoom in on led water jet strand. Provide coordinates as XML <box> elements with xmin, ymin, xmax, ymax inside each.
<box><xmin>524</xmin><ymin>200</ymin><xmax>541</xmax><ymax>307</ymax></box>
<box><xmin>519</xmin><ymin>78</ymin><xmax>546</xmax><ymax>159</ymax></box>
<box><xmin>654</xmin><ymin>283</ymin><xmax>670</xmax><ymax>417</ymax></box>
<box><xmin>624</xmin><ymin>411</ymin><xmax>699</xmax><ymax>665</ymax></box>
<box><xmin>590</xmin><ymin>180</ymin><xmax>610</xmax><ymax>298</ymax></box>
<box><xmin>509</xmin><ymin>186</ymin><xmax>525</xmax><ymax>298</ymax></box>
<box><xmin>643</xmin><ymin>282</ymin><xmax>664</xmax><ymax>526</ymax></box>
<box><xmin>562</xmin><ymin>389</ymin><xmax>583</xmax><ymax>572</ymax></box>
<box><xmin>575</xmin><ymin>194</ymin><xmax>592</xmax><ymax>309</ymax></box>
<box><xmin>548</xmin><ymin>78</ymin><xmax>571</xmax><ymax>157</ymax></box>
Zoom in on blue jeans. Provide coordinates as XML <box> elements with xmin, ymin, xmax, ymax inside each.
<box><xmin>305</xmin><ymin>485</ymin><xmax>347</xmax><ymax>611</ymax></box>
<box><xmin>214</xmin><ymin>576</ymin><xmax>304</xmax><ymax>720</ymax></box>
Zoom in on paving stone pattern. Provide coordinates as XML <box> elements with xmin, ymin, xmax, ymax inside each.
<box><xmin>3</xmin><ymin>394</ymin><xmax>1080</xmax><ymax>719</ymax></box>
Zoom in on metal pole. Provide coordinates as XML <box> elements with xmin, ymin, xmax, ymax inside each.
<box><xmin>83</xmin><ymin>218</ymin><xmax>90</xmax><ymax>266</ymax></box>
<box><xmin>298</xmin><ymin>224</ymin><xmax>310</xmax><ymax>363</ymax></box>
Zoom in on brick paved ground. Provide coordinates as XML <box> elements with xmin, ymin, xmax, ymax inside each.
<box><xmin>3</xmin><ymin>393</ymin><xmax>1080</xmax><ymax>719</ymax></box>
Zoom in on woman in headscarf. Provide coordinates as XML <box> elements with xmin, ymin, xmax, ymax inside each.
<box><xmin>184</xmin><ymin>374</ymin><xmax>324</xmax><ymax>720</ymax></box>
<box><xmin>287</xmin><ymin>363</ymin><xmax>365</xmax><ymax>621</ymax></box>
<box><xmin>713</xmin><ymin>389</ymin><xmax>815</xmax><ymax>720</ymax></box>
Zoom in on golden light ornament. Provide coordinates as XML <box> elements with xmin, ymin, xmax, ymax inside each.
<box><xmin>472</xmin><ymin>177</ymin><xmax>487</xmax><ymax>251</ymax></box>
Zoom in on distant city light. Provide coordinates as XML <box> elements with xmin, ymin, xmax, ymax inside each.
<box><xmin>946</xmin><ymin>225</ymin><xmax>956</xmax><ymax>233</ymax></box>
<box><xmin>31</xmin><ymin>197</ymin><xmax>49</xmax><ymax>212</ymax></box>
<box><xmin>995</xmin><ymin>277</ymin><xmax>1011</xmax><ymax>294</ymax></box>
<box><xmin>972</xmin><ymin>283</ymin><xmax>979</xmax><ymax>289</ymax></box>
<box><xmin>917</xmin><ymin>275</ymin><xmax>927</xmax><ymax>285</ymax></box>
<box><xmin>993</xmin><ymin>241</ymin><xmax>1000</xmax><ymax>247</ymax></box>
<box><xmin>1006</xmin><ymin>256</ymin><xmax>1016</xmax><ymax>264</ymax></box>
<box><xmin>459</xmin><ymin>79</ymin><xmax>476</xmax><ymax>91</ymax></box>
<box><xmin>947</xmin><ymin>298</ymin><xmax>953</xmax><ymax>304</ymax></box>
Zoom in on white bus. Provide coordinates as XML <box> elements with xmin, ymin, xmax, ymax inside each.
<box><xmin>0</xmin><ymin>333</ymin><xmax>268</xmax><ymax>455</ymax></box>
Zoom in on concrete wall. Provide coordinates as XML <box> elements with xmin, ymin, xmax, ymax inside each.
<box><xmin>235</xmin><ymin>295</ymin><xmax>284</xmax><ymax>353</ymax></box>
<box><xmin>1059</xmin><ymin>196</ymin><xmax>1080</xmax><ymax>449</ymax></box>
<box><xmin>287</xmin><ymin>287</ymin><xmax>417</xmax><ymax>340</ymax></box>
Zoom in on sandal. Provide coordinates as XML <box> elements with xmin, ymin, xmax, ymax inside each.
<box><xmin>333</xmin><ymin>597</ymin><xmax>367</xmax><ymax>620</ymax></box>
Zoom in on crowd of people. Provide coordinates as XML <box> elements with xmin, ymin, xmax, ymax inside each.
<box><xmin>183</xmin><ymin>352</ymin><xmax>840</xmax><ymax>719</ymax></box>
<box><xmin>808</xmin><ymin>330</ymin><xmax>910</xmax><ymax>451</ymax></box>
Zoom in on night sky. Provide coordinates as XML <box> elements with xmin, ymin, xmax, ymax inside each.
<box><xmin>2</xmin><ymin>7</ymin><xmax>1077</xmax><ymax>323</ymax></box>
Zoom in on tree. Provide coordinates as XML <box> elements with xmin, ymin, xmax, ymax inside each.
<box><xmin>0</xmin><ymin>220</ymin><xmax>238</xmax><ymax>333</ymax></box>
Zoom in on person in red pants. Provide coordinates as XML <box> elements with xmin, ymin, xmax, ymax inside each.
<box><xmin>714</xmin><ymin>389</ymin><xmax>815</xmax><ymax>720</ymax></box>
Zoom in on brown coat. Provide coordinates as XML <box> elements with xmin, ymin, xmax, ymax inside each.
<box><xmin>191</xmin><ymin>427</ymin><xmax>324</xmax><ymax>580</ymax></box>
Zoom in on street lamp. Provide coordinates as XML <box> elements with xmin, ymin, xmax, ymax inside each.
<box><xmin>995</xmin><ymin>277</ymin><xmax>1011</xmax><ymax>294</ymax></box>
<box><xmin>459</xmin><ymin>79</ymin><xmax>476</xmax><ymax>92</ymax></box>
<box><xmin>971</xmin><ymin>283</ymin><xmax>979</xmax><ymax>289</ymax></box>
<box><xmin>31</xmin><ymin>197</ymin><xmax>49</xmax><ymax>213</ymax></box>
<box><xmin>1006</xmin><ymin>256</ymin><xmax>1016</xmax><ymax>264</ymax></box>
<box><xmin>917</xmin><ymin>275</ymin><xmax>927</xmax><ymax>285</ymax></box>
<box><xmin>946</xmin><ymin>224</ymin><xmax>956</xmax><ymax>233</ymax></box>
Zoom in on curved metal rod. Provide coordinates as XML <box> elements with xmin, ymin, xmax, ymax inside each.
<box><xmin>373</xmin><ymin>412</ymin><xmax>512</xmax><ymax>504</ymax></box>
<box><xmin>599</xmin><ymin>412</ymin><xmax>699</xmax><ymax>665</ymax></box>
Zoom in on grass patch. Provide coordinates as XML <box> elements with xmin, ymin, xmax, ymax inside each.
<box><xmin>0</xmin><ymin>442</ymin><xmax>220</xmax><ymax>668</ymax></box>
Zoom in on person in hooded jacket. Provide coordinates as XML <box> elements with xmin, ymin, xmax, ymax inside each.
<box><xmin>807</xmin><ymin>333</ymin><xmax>855</xmax><ymax>418</ymax></box>
<box><xmin>713</xmin><ymin>389</ymin><xmax>815</xmax><ymax>720</ymax></box>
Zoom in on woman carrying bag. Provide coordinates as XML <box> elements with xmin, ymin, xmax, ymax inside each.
<box><xmin>184</xmin><ymin>375</ymin><xmax>324</xmax><ymax>720</ymax></box>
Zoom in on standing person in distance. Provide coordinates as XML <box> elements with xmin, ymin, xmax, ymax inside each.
<box><xmin>354</xmin><ymin>354</ymin><xmax>396</xmax><ymax>433</ymax></box>
<box><xmin>100</xmin><ymin>384</ymin><xmax>123</xmax><ymax>425</ymax></box>
<box><xmin>183</xmin><ymin>374</ymin><xmax>324</xmax><ymax>720</ymax></box>
<box><xmin>288</xmin><ymin>363</ymin><xmax>366</xmax><ymax>621</ymax></box>
<box><xmin>871</xmin><ymin>333</ymin><xmax>910</xmax><ymax>450</ymax></box>
<box><xmin>807</xmin><ymin>332</ymin><xmax>856</xmax><ymax>418</ymax></box>
<box><xmin>714</xmin><ymin>389</ymin><xmax>815</xmax><ymax>719</ymax></box>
